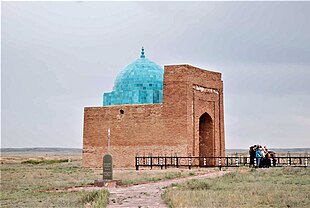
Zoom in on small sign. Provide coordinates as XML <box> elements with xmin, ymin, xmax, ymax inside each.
<box><xmin>103</xmin><ymin>154</ymin><xmax>113</xmax><ymax>180</ymax></box>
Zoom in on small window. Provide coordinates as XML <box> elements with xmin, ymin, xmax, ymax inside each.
<box><xmin>120</xmin><ymin>109</ymin><xmax>124</xmax><ymax>114</ymax></box>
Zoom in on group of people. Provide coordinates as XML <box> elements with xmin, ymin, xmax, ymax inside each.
<box><xmin>249</xmin><ymin>145</ymin><xmax>276</xmax><ymax>168</ymax></box>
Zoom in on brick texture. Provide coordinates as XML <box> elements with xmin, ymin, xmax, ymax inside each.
<box><xmin>83</xmin><ymin>64</ymin><xmax>225</xmax><ymax>168</ymax></box>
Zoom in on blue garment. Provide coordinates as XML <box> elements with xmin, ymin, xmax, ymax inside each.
<box><xmin>256</xmin><ymin>149</ymin><xmax>262</xmax><ymax>167</ymax></box>
<box><xmin>256</xmin><ymin>149</ymin><xmax>262</xmax><ymax>158</ymax></box>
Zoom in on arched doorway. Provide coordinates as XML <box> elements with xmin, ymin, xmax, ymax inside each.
<box><xmin>199</xmin><ymin>112</ymin><xmax>214</xmax><ymax>166</ymax></box>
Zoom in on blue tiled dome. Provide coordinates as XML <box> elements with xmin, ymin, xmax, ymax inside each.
<box><xmin>103</xmin><ymin>48</ymin><xmax>164</xmax><ymax>106</ymax></box>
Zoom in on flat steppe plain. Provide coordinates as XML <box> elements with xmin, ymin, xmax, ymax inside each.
<box><xmin>1</xmin><ymin>148</ymin><xmax>309</xmax><ymax>208</ymax></box>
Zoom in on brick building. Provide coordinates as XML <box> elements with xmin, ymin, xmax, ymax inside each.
<box><xmin>83</xmin><ymin>48</ymin><xmax>225</xmax><ymax>168</ymax></box>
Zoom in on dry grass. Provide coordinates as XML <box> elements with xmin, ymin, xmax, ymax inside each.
<box><xmin>81</xmin><ymin>189</ymin><xmax>110</xmax><ymax>208</ymax></box>
<box><xmin>21</xmin><ymin>159</ymin><xmax>69</xmax><ymax>164</ymax></box>
<box><xmin>1</xmin><ymin>158</ymin><xmax>98</xmax><ymax>207</ymax></box>
<box><xmin>5</xmin><ymin>151</ymin><xmax>307</xmax><ymax>208</ymax></box>
<box><xmin>163</xmin><ymin>167</ymin><xmax>310</xmax><ymax>208</ymax></box>
<box><xmin>0</xmin><ymin>153</ymin><xmax>207</xmax><ymax>207</ymax></box>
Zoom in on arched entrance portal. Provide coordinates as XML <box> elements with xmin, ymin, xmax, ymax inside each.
<box><xmin>199</xmin><ymin>112</ymin><xmax>214</xmax><ymax>166</ymax></box>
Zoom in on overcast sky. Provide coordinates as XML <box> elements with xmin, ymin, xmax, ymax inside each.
<box><xmin>2</xmin><ymin>1</ymin><xmax>310</xmax><ymax>149</ymax></box>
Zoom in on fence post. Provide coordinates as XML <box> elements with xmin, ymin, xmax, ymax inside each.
<box><xmin>236</xmin><ymin>158</ymin><xmax>239</xmax><ymax>167</ymax></box>
<box><xmin>136</xmin><ymin>157</ymin><xmax>139</xmax><ymax>170</ymax></box>
<box><xmin>287</xmin><ymin>157</ymin><xmax>290</xmax><ymax>166</ymax></box>
<box><xmin>305</xmin><ymin>158</ymin><xmax>308</xmax><ymax>167</ymax></box>
<box><xmin>165</xmin><ymin>157</ymin><xmax>167</xmax><ymax>169</ymax></box>
<box><xmin>188</xmin><ymin>157</ymin><xmax>192</xmax><ymax>169</ymax></box>
<box><xmin>150</xmin><ymin>157</ymin><xmax>153</xmax><ymax>169</ymax></box>
<box><xmin>219</xmin><ymin>158</ymin><xmax>222</xmax><ymax>170</ymax></box>
<box><xmin>160</xmin><ymin>157</ymin><xmax>163</xmax><ymax>169</ymax></box>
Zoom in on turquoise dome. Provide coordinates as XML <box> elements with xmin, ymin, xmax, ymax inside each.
<box><xmin>103</xmin><ymin>48</ymin><xmax>164</xmax><ymax>106</ymax></box>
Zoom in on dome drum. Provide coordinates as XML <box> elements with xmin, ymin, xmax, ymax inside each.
<box><xmin>103</xmin><ymin>89</ymin><xmax>163</xmax><ymax>106</ymax></box>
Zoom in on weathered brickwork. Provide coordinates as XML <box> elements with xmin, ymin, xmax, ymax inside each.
<box><xmin>83</xmin><ymin>64</ymin><xmax>225</xmax><ymax>168</ymax></box>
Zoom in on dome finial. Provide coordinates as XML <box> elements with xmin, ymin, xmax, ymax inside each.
<box><xmin>140</xmin><ymin>47</ymin><xmax>145</xmax><ymax>58</ymax></box>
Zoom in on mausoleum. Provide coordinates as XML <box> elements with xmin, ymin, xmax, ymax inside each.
<box><xmin>83</xmin><ymin>48</ymin><xmax>225</xmax><ymax>168</ymax></box>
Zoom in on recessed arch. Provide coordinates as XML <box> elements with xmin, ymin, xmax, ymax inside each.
<box><xmin>199</xmin><ymin>112</ymin><xmax>214</xmax><ymax>159</ymax></box>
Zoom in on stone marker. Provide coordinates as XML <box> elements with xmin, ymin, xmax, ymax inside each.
<box><xmin>103</xmin><ymin>154</ymin><xmax>113</xmax><ymax>180</ymax></box>
<box><xmin>95</xmin><ymin>153</ymin><xmax>121</xmax><ymax>187</ymax></box>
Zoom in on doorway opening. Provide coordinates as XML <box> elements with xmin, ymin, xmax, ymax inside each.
<box><xmin>199</xmin><ymin>112</ymin><xmax>214</xmax><ymax>166</ymax></box>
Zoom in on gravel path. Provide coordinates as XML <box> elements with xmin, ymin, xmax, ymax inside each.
<box><xmin>107</xmin><ymin>170</ymin><xmax>229</xmax><ymax>208</ymax></box>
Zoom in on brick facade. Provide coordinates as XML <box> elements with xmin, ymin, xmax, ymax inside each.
<box><xmin>83</xmin><ymin>64</ymin><xmax>225</xmax><ymax>168</ymax></box>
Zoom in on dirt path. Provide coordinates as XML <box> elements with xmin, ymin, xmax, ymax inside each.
<box><xmin>107</xmin><ymin>170</ymin><xmax>229</xmax><ymax>208</ymax></box>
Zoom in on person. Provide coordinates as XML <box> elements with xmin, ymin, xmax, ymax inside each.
<box><xmin>265</xmin><ymin>149</ymin><xmax>271</xmax><ymax>168</ymax></box>
<box><xmin>260</xmin><ymin>147</ymin><xmax>265</xmax><ymax>167</ymax></box>
<box><xmin>262</xmin><ymin>147</ymin><xmax>268</xmax><ymax>168</ymax></box>
<box><xmin>256</xmin><ymin>146</ymin><xmax>262</xmax><ymax>168</ymax></box>
<box><xmin>249</xmin><ymin>146</ymin><xmax>255</xmax><ymax>168</ymax></box>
